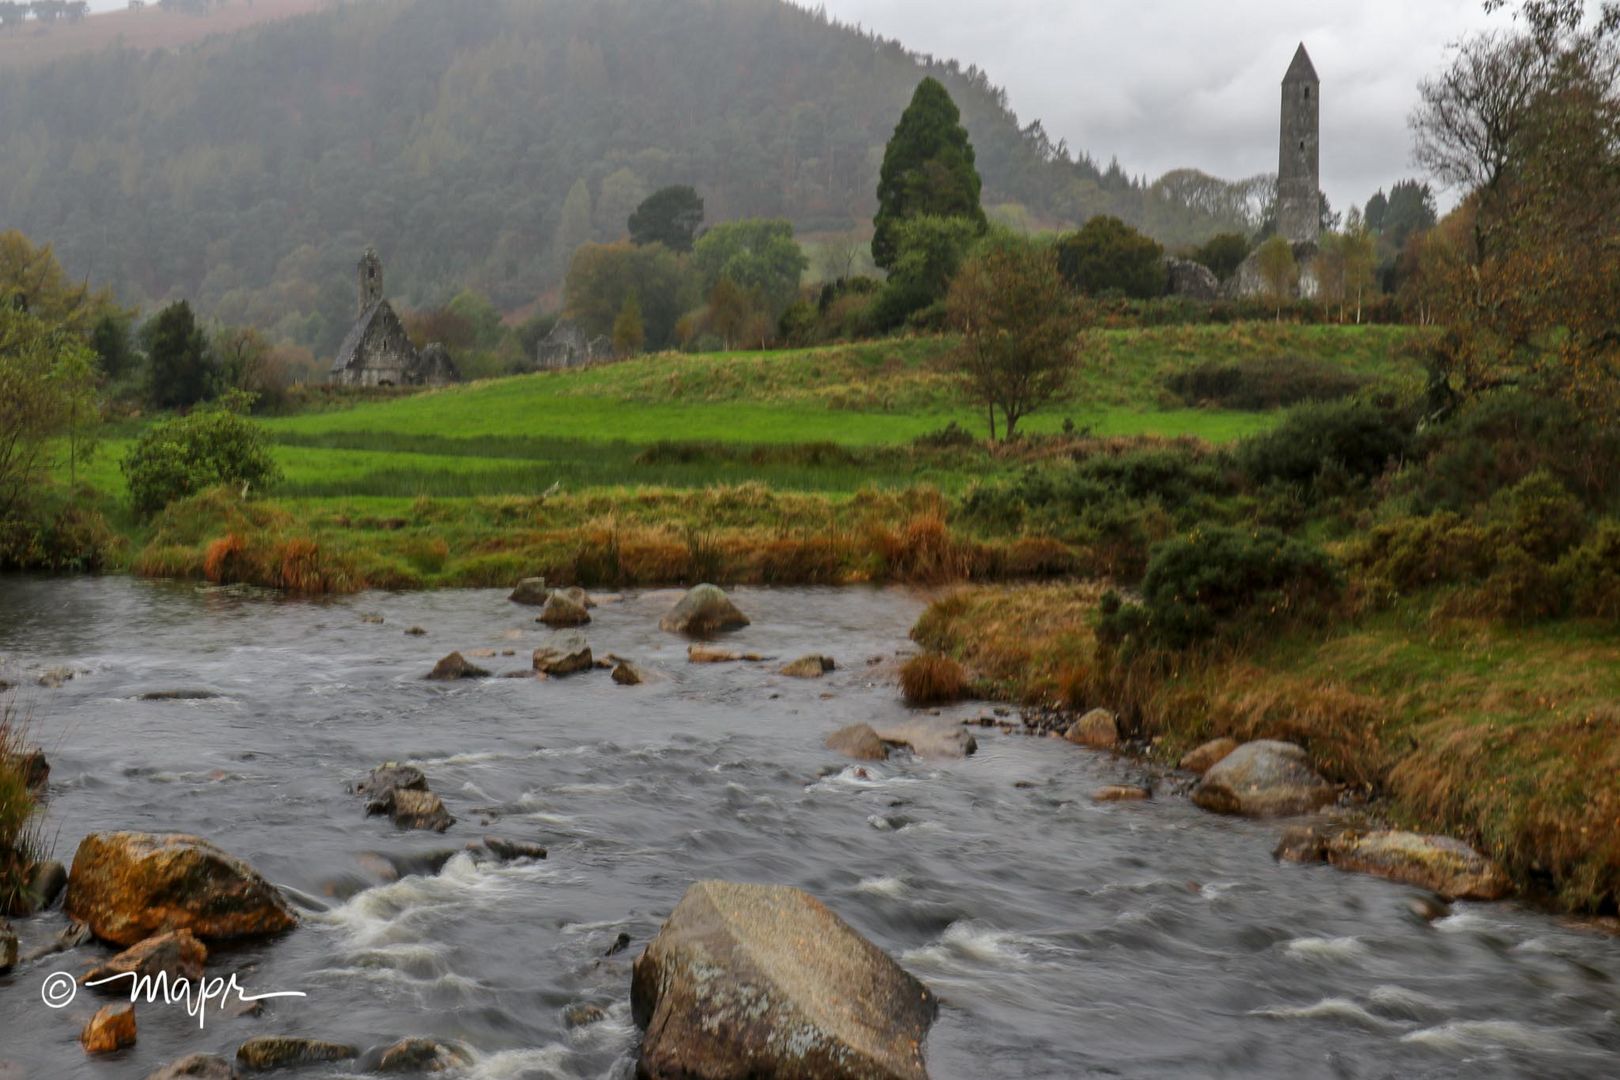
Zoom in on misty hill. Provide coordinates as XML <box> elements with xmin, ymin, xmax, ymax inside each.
<box><xmin>0</xmin><ymin>0</ymin><xmax>1258</xmax><ymax>354</ymax></box>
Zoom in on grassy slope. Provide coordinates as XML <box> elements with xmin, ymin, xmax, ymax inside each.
<box><xmin>912</xmin><ymin>584</ymin><xmax>1620</xmax><ymax>912</ymax></box>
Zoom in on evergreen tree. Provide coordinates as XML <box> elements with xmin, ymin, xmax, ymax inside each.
<box><xmin>629</xmin><ymin>186</ymin><xmax>705</xmax><ymax>253</ymax></box>
<box><xmin>142</xmin><ymin>300</ymin><xmax>215</xmax><ymax>410</ymax></box>
<box><xmin>872</xmin><ymin>78</ymin><xmax>987</xmax><ymax>271</ymax></box>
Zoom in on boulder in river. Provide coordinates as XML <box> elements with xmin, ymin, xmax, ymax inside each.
<box><xmin>559</xmin><ymin>586</ymin><xmax>596</xmax><ymax>609</ymax></box>
<box><xmin>825</xmin><ymin>723</ymin><xmax>890</xmax><ymax>762</ymax></box>
<box><xmin>10</xmin><ymin>858</ymin><xmax>67</xmax><ymax>916</ymax></box>
<box><xmin>686</xmin><ymin>645</ymin><xmax>765</xmax><ymax>664</ymax></box>
<box><xmin>0</xmin><ymin>919</ymin><xmax>15</xmax><ymax>973</ymax></box>
<box><xmin>872</xmin><ymin>719</ymin><xmax>977</xmax><ymax>760</ymax></box>
<box><xmin>356</xmin><ymin>763</ymin><xmax>428</xmax><ymax>807</ymax></box>
<box><xmin>1191</xmin><ymin>740</ymin><xmax>1337</xmax><ymax>818</ymax></box>
<box><xmin>1180</xmin><ymin>737</ymin><xmax>1240</xmax><ymax>774</ymax></box>
<box><xmin>1327</xmin><ymin>830</ymin><xmax>1511</xmax><ymax>901</ymax></box>
<box><xmin>426</xmin><ymin>652</ymin><xmax>489</xmax><ymax>681</ymax></box>
<box><xmin>508</xmin><ymin>577</ymin><xmax>549</xmax><ymax>605</ymax></box>
<box><xmin>144</xmin><ymin>1055</ymin><xmax>236</xmax><ymax>1079</ymax></box>
<box><xmin>533</xmin><ymin>634</ymin><xmax>593</xmax><ymax>677</ymax></box>
<box><xmin>611</xmin><ymin>660</ymin><xmax>645</xmax><ymax>686</ymax></box>
<box><xmin>479</xmin><ymin>837</ymin><xmax>547</xmax><ymax>862</ymax></box>
<box><xmin>84</xmin><ymin>928</ymin><xmax>207</xmax><ymax>985</ymax></box>
<box><xmin>659</xmin><ymin>584</ymin><xmax>750</xmax><ymax>635</ymax></box>
<box><xmin>38</xmin><ymin>666</ymin><xmax>75</xmax><ymax>689</ymax></box>
<box><xmin>632</xmin><ymin>881</ymin><xmax>936</xmax><ymax>1080</ymax></box>
<box><xmin>12</xmin><ymin>745</ymin><xmax>49</xmax><ymax>792</ymax></box>
<box><xmin>781</xmin><ymin>654</ymin><xmax>836</xmax><ymax>678</ymax></box>
<box><xmin>1092</xmin><ymin>785</ymin><xmax>1150</xmax><ymax>803</ymax></box>
<box><xmin>81</xmin><ymin>1003</ymin><xmax>137</xmax><ymax>1054</ymax></box>
<box><xmin>1064</xmin><ymin>708</ymin><xmax>1119</xmax><ymax>750</ymax></box>
<box><xmin>388</xmin><ymin>789</ymin><xmax>454</xmax><ymax>833</ymax></box>
<box><xmin>371</xmin><ymin>1037</ymin><xmax>473</xmax><ymax>1073</ymax></box>
<box><xmin>537</xmin><ymin>591</ymin><xmax>591</xmax><ymax>628</ymax></box>
<box><xmin>237</xmin><ymin>1036</ymin><xmax>359</xmax><ymax>1072</ymax></box>
<box><xmin>65</xmin><ymin>832</ymin><xmax>298</xmax><ymax>947</ymax></box>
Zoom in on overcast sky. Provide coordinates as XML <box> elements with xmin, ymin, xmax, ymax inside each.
<box><xmin>77</xmin><ymin>0</ymin><xmax>1515</xmax><ymax>210</ymax></box>
<box><xmin>814</xmin><ymin>0</ymin><xmax>1515</xmax><ymax>210</ymax></box>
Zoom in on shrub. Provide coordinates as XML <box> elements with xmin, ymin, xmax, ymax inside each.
<box><xmin>1557</xmin><ymin>522</ymin><xmax>1620</xmax><ymax>619</ymax></box>
<box><xmin>1350</xmin><ymin>512</ymin><xmax>1496</xmax><ymax>593</ymax></box>
<box><xmin>1236</xmin><ymin>400</ymin><xmax>1414</xmax><ymax>491</ymax></box>
<box><xmin>1099</xmin><ymin>526</ymin><xmax>1342</xmax><ymax>650</ymax></box>
<box><xmin>1484</xmin><ymin>471</ymin><xmax>1589</xmax><ymax>564</ymax></box>
<box><xmin>122</xmin><ymin>403</ymin><xmax>280</xmax><ymax>518</ymax></box>
<box><xmin>900</xmin><ymin>654</ymin><xmax>968</xmax><ymax>705</ymax></box>
<box><xmin>1164</xmin><ymin>356</ymin><xmax>1369</xmax><ymax>410</ymax></box>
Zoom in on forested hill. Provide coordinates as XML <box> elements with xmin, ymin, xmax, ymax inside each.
<box><xmin>0</xmin><ymin>0</ymin><xmax>1259</xmax><ymax>353</ymax></box>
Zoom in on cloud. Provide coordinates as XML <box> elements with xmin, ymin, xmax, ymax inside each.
<box><xmin>818</xmin><ymin>0</ymin><xmax>1510</xmax><ymax>209</ymax></box>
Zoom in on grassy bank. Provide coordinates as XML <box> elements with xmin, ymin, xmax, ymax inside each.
<box><xmin>912</xmin><ymin>583</ymin><xmax>1620</xmax><ymax>913</ymax></box>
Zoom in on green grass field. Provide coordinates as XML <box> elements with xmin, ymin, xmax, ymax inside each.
<box><xmin>79</xmin><ymin>323</ymin><xmax>1425</xmax><ymax>505</ymax></box>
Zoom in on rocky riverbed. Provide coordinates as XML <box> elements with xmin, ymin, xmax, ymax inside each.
<box><xmin>1</xmin><ymin>577</ymin><xmax>1618</xmax><ymax>1077</ymax></box>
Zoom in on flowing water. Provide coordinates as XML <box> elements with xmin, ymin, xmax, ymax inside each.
<box><xmin>0</xmin><ymin>577</ymin><xmax>1617</xmax><ymax>1079</ymax></box>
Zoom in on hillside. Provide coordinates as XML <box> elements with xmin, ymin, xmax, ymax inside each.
<box><xmin>0</xmin><ymin>0</ymin><xmax>326</xmax><ymax>69</ymax></box>
<box><xmin>0</xmin><ymin>0</ymin><xmax>1259</xmax><ymax>356</ymax></box>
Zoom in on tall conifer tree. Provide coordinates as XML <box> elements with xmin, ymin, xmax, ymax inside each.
<box><xmin>872</xmin><ymin>78</ymin><xmax>987</xmax><ymax>271</ymax></box>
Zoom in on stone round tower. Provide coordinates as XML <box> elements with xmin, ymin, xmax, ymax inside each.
<box><xmin>357</xmin><ymin>247</ymin><xmax>383</xmax><ymax>315</ymax></box>
<box><xmin>1277</xmin><ymin>44</ymin><xmax>1320</xmax><ymax>246</ymax></box>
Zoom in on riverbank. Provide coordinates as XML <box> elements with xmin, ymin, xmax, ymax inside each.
<box><xmin>911</xmin><ymin>582</ymin><xmax>1620</xmax><ymax>914</ymax></box>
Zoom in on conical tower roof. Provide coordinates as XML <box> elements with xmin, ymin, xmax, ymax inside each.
<box><xmin>1283</xmin><ymin>43</ymin><xmax>1318</xmax><ymax>84</ymax></box>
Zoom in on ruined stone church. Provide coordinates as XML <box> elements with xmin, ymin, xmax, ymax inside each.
<box><xmin>329</xmin><ymin>249</ymin><xmax>459</xmax><ymax>387</ymax></box>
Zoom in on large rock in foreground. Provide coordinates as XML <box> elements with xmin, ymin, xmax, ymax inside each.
<box><xmin>632</xmin><ymin>881</ymin><xmax>936</xmax><ymax>1080</ymax></box>
<box><xmin>659</xmin><ymin>584</ymin><xmax>750</xmax><ymax>635</ymax></box>
<box><xmin>1325</xmin><ymin>830</ymin><xmax>1510</xmax><ymax>901</ymax></box>
<box><xmin>1191</xmin><ymin>740</ymin><xmax>1337</xmax><ymax>818</ymax></box>
<box><xmin>66</xmin><ymin>833</ymin><xmax>297</xmax><ymax>947</ymax></box>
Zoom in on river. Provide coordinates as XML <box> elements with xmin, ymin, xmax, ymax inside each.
<box><xmin>0</xmin><ymin>577</ymin><xmax>1616</xmax><ymax>1078</ymax></box>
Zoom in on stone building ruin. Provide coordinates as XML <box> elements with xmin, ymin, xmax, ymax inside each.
<box><xmin>330</xmin><ymin>248</ymin><xmax>460</xmax><ymax>388</ymax></box>
<box><xmin>535</xmin><ymin>319</ymin><xmax>615</xmax><ymax>370</ymax></box>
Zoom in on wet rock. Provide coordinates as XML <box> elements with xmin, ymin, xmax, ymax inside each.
<box><xmin>1273</xmin><ymin>824</ymin><xmax>1333</xmax><ymax>864</ymax></box>
<box><xmin>139</xmin><ymin>690</ymin><xmax>221</xmax><ymax>702</ymax></box>
<box><xmin>1326</xmin><ymin>831</ymin><xmax>1511</xmax><ymax>901</ymax></box>
<box><xmin>1408</xmin><ymin>895</ymin><xmax>1453</xmax><ymax>923</ymax></box>
<box><xmin>559</xmin><ymin>586</ymin><xmax>596</xmax><ymax>609</ymax></box>
<box><xmin>611</xmin><ymin>660</ymin><xmax>645</xmax><ymax>686</ymax></box>
<box><xmin>404</xmin><ymin>626</ymin><xmax>427</xmax><ymax>637</ymax></box>
<box><xmin>537</xmin><ymin>591</ymin><xmax>591</xmax><ymax>628</ymax></box>
<box><xmin>781</xmin><ymin>654</ymin><xmax>836</xmax><ymax>678</ymax></box>
<box><xmin>825</xmin><ymin>723</ymin><xmax>890</xmax><ymax>762</ymax></box>
<box><xmin>508</xmin><ymin>577</ymin><xmax>549</xmax><ymax>605</ymax></box>
<box><xmin>17</xmin><ymin>746</ymin><xmax>50</xmax><ymax>791</ymax></box>
<box><xmin>144</xmin><ymin>1054</ymin><xmax>237</xmax><ymax>1079</ymax></box>
<box><xmin>686</xmin><ymin>645</ymin><xmax>765</xmax><ymax>664</ymax></box>
<box><xmin>1092</xmin><ymin>785</ymin><xmax>1150</xmax><ymax>803</ymax></box>
<box><xmin>533</xmin><ymin>634</ymin><xmax>593</xmax><ymax>677</ymax></box>
<box><xmin>82</xmin><ymin>1003</ymin><xmax>137</xmax><ymax>1054</ymax></box>
<box><xmin>1191</xmin><ymin>740</ymin><xmax>1337</xmax><ymax>818</ymax></box>
<box><xmin>236</xmin><ymin>1036</ymin><xmax>358</xmax><ymax>1072</ymax></box>
<box><xmin>0</xmin><ymin>919</ymin><xmax>15</xmax><ymax>973</ymax></box>
<box><xmin>1064</xmin><ymin>708</ymin><xmax>1119</xmax><ymax>750</ymax></box>
<box><xmin>361</xmin><ymin>613</ymin><xmax>385</xmax><ymax>625</ymax></box>
<box><xmin>372</xmin><ymin>1037</ymin><xmax>473</xmax><ymax>1073</ymax></box>
<box><xmin>464</xmin><ymin>648</ymin><xmax>498</xmax><ymax>658</ymax></box>
<box><xmin>563</xmin><ymin>1003</ymin><xmax>606</xmax><ymax>1028</ymax></box>
<box><xmin>17</xmin><ymin>858</ymin><xmax>67</xmax><ymax>914</ymax></box>
<box><xmin>388</xmin><ymin>789</ymin><xmax>454</xmax><ymax>833</ymax></box>
<box><xmin>605</xmin><ymin>931</ymin><xmax>632</xmax><ymax>957</ymax></box>
<box><xmin>632</xmin><ymin>881</ymin><xmax>936</xmax><ymax>1080</ymax></box>
<box><xmin>85</xmin><ymin>928</ymin><xmax>207</xmax><ymax>985</ymax></box>
<box><xmin>426</xmin><ymin>652</ymin><xmax>489</xmax><ymax>681</ymax></box>
<box><xmin>872</xmin><ymin>719</ymin><xmax>977</xmax><ymax>759</ymax></box>
<box><xmin>479</xmin><ymin>837</ymin><xmax>547</xmax><ymax>862</ymax></box>
<box><xmin>659</xmin><ymin>584</ymin><xmax>750</xmax><ymax>635</ymax></box>
<box><xmin>1180</xmin><ymin>737</ymin><xmax>1240</xmax><ymax>774</ymax></box>
<box><xmin>357</xmin><ymin>763</ymin><xmax>428</xmax><ymax>806</ymax></box>
<box><xmin>38</xmin><ymin>666</ymin><xmax>75</xmax><ymax>688</ymax></box>
<box><xmin>22</xmin><ymin>919</ymin><xmax>92</xmax><ymax>964</ymax></box>
<box><xmin>65</xmin><ymin>832</ymin><xmax>298</xmax><ymax>947</ymax></box>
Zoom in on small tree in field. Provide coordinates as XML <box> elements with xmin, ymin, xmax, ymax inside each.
<box><xmin>1255</xmin><ymin>236</ymin><xmax>1298</xmax><ymax>321</ymax></box>
<box><xmin>946</xmin><ymin>237</ymin><xmax>1079</xmax><ymax>441</ymax></box>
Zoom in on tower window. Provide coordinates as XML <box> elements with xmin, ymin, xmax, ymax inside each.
<box><xmin>1300</xmin><ymin>140</ymin><xmax>1306</xmax><ymax>151</ymax></box>
<box><xmin>1304</xmin><ymin>87</ymin><xmax>1310</xmax><ymax>100</ymax></box>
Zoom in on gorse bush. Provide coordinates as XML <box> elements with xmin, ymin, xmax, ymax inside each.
<box><xmin>1099</xmin><ymin>526</ymin><xmax>1342</xmax><ymax>651</ymax></box>
<box><xmin>1236</xmin><ymin>399</ymin><xmax>1414</xmax><ymax>492</ymax></box>
<box><xmin>1164</xmin><ymin>355</ymin><xmax>1370</xmax><ymax>410</ymax></box>
<box><xmin>122</xmin><ymin>401</ymin><xmax>281</xmax><ymax>518</ymax></box>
